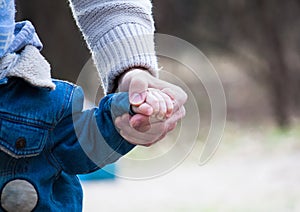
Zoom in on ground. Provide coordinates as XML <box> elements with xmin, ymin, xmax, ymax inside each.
<box><xmin>82</xmin><ymin>124</ymin><xmax>300</xmax><ymax>212</ymax></box>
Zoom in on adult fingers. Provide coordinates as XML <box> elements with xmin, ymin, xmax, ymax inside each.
<box><xmin>119</xmin><ymin>131</ymin><xmax>161</xmax><ymax>147</ymax></box>
<box><xmin>115</xmin><ymin>114</ymin><xmax>167</xmax><ymax>145</ymax></box>
<box><xmin>119</xmin><ymin>123</ymin><xmax>164</xmax><ymax>145</ymax></box>
<box><xmin>128</xmin><ymin>75</ymin><xmax>148</xmax><ymax>106</ymax></box>
<box><xmin>132</xmin><ymin>103</ymin><xmax>153</xmax><ymax>116</ymax></box>
<box><xmin>129</xmin><ymin>114</ymin><xmax>165</xmax><ymax>131</ymax></box>
<box><xmin>129</xmin><ymin>114</ymin><xmax>151</xmax><ymax>131</ymax></box>
<box><xmin>114</xmin><ymin>109</ymin><xmax>184</xmax><ymax>146</ymax></box>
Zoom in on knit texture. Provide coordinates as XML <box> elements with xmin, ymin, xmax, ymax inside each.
<box><xmin>0</xmin><ymin>0</ymin><xmax>15</xmax><ymax>57</ymax></box>
<box><xmin>69</xmin><ymin>0</ymin><xmax>158</xmax><ymax>94</ymax></box>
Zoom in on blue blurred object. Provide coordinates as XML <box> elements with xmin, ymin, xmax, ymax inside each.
<box><xmin>78</xmin><ymin>164</ymin><xmax>116</xmax><ymax>181</ymax></box>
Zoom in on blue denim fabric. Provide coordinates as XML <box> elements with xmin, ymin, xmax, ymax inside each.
<box><xmin>0</xmin><ymin>0</ymin><xmax>15</xmax><ymax>57</ymax></box>
<box><xmin>1</xmin><ymin>0</ymin><xmax>42</xmax><ymax>57</ymax></box>
<box><xmin>0</xmin><ymin>77</ymin><xmax>135</xmax><ymax>211</ymax></box>
<box><xmin>7</xmin><ymin>21</ymin><xmax>43</xmax><ymax>54</ymax></box>
<box><xmin>1</xmin><ymin>9</ymin><xmax>42</xmax><ymax>58</ymax></box>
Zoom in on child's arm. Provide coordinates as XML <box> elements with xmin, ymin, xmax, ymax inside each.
<box><xmin>51</xmin><ymin>86</ymin><xmax>135</xmax><ymax>175</ymax></box>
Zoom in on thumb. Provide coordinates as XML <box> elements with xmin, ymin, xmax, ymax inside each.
<box><xmin>129</xmin><ymin>77</ymin><xmax>148</xmax><ymax>106</ymax></box>
<box><xmin>129</xmin><ymin>114</ymin><xmax>151</xmax><ymax>132</ymax></box>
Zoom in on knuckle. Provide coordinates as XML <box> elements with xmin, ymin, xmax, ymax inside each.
<box><xmin>159</xmin><ymin>100</ymin><xmax>166</xmax><ymax>109</ymax></box>
<box><xmin>153</xmin><ymin>99</ymin><xmax>159</xmax><ymax>105</ymax></box>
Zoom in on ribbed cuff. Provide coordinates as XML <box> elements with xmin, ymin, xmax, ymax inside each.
<box><xmin>0</xmin><ymin>31</ymin><xmax>14</xmax><ymax>58</ymax></box>
<box><xmin>91</xmin><ymin>23</ymin><xmax>158</xmax><ymax>94</ymax></box>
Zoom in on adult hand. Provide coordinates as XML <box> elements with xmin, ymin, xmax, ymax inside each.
<box><xmin>115</xmin><ymin>106</ymin><xmax>186</xmax><ymax>146</ymax></box>
<box><xmin>116</xmin><ymin>68</ymin><xmax>187</xmax><ymax>146</ymax></box>
<box><xmin>118</xmin><ymin>68</ymin><xmax>187</xmax><ymax>116</ymax></box>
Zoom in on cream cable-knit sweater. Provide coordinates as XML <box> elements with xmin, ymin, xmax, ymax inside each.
<box><xmin>68</xmin><ymin>0</ymin><xmax>158</xmax><ymax>94</ymax></box>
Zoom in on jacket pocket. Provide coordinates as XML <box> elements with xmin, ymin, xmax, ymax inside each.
<box><xmin>0</xmin><ymin>119</ymin><xmax>48</xmax><ymax>158</ymax></box>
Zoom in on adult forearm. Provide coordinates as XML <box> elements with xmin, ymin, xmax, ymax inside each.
<box><xmin>68</xmin><ymin>0</ymin><xmax>158</xmax><ymax>93</ymax></box>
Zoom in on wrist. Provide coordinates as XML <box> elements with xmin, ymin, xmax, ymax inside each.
<box><xmin>118</xmin><ymin>68</ymin><xmax>151</xmax><ymax>92</ymax></box>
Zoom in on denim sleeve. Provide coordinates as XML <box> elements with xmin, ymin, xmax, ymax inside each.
<box><xmin>51</xmin><ymin>86</ymin><xmax>135</xmax><ymax>175</ymax></box>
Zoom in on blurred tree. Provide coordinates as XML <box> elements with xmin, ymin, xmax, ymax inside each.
<box><xmin>154</xmin><ymin>0</ymin><xmax>300</xmax><ymax>127</ymax></box>
<box><xmin>14</xmin><ymin>0</ymin><xmax>300</xmax><ymax>127</ymax></box>
<box><xmin>15</xmin><ymin>0</ymin><xmax>90</xmax><ymax>82</ymax></box>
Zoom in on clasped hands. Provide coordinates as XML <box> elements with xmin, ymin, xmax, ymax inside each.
<box><xmin>115</xmin><ymin>69</ymin><xmax>187</xmax><ymax>147</ymax></box>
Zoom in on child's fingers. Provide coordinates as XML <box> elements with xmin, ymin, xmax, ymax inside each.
<box><xmin>159</xmin><ymin>91</ymin><xmax>174</xmax><ymax>118</ymax></box>
<box><xmin>150</xmin><ymin>90</ymin><xmax>167</xmax><ymax>120</ymax></box>
<box><xmin>131</xmin><ymin>103</ymin><xmax>153</xmax><ymax>116</ymax></box>
<box><xmin>145</xmin><ymin>91</ymin><xmax>160</xmax><ymax>115</ymax></box>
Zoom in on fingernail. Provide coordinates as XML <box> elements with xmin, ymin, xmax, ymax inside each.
<box><xmin>157</xmin><ymin>114</ymin><xmax>166</xmax><ymax>121</ymax></box>
<box><xmin>146</xmin><ymin>107</ymin><xmax>153</xmax><ymax>116</ymax></box>
<box><xmin>166</xmin><ymin>110</ymin><xmax>173</xmax><ymax>118</ymax></box>
<box><xmin>131</xmin><ymin>93</ymin><xmax>143</xmax><ymax>104</ymax></box>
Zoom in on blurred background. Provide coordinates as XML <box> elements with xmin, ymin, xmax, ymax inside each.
<box><xmin>15</xmin><ymin>0</ymin><xmax>300</xmax><ymax>211</ymax></box>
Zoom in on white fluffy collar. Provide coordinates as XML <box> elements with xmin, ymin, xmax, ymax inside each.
<box><xmin>0</xmin><ymin>45</ymin><xmax>55</xmax><ymax>90</ymax></box>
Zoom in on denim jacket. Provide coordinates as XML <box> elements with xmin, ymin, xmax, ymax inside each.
<box><xmin>0</xmin><ymin>77</ymin><xmax>135</xmax><ymax>211</ymax></box>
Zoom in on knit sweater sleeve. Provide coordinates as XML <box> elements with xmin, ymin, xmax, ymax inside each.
<box><xmin>68</xmin><ymin>0</ymin><xmax>158</xmax><ymax>94</ymax></box>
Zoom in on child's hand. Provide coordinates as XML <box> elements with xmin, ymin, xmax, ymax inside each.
<box><xmin>131</xmin><ymin>88</ymin><xmax>174</xmax><ymax>121</ymax></box>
